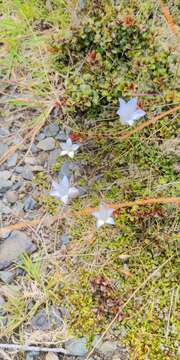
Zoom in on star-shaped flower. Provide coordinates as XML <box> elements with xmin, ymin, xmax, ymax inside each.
<box><xmin>117</xmin><ymin>98</ymin><xmax>146</xmax><ymax>126</ymax></box>
<box><xmin>92</xmin><ymin>205</ymin><xmax>115</xmax><ymax>229</ymax></box>
<box><xmin>50</xmin><ymin>175</ymin><xmax>79</xmax><ymax>204</ymax></box>
<box><xmin>60</xmin><ymin>137</ymin><xmax>80</xmax><ymax>158</ymax></box>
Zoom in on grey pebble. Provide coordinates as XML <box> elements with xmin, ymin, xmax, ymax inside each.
<box><xmin>24</xmin><ymin>196</ymin><xmax>36</xmax><ymax>211</ymax></box>
<box><xmin>0</xmin><ymin>230</ymin><xmax>11</xmax><ymax>240</ymax></box>
<box><xmin>0</xmin><ymin>231</ymin><xmax>36</xmax><ymax>270</ymax></box>
<box><xmin>0</xmin><ymin>179</ymin><xmax>13</xmax><ymax>193</ymax></box>
<box><xmin>22</xmin><ymin>166</ymin><xmax>33</xmax><ymax>180</ymax></box>
<box><xmin>55</xmin><ymin>130</ymin><xmax>67</xmax><ymax>141</ymax></box>
<box><xmin>65</xmin><ymin>338</ymin><xmax>88</xmax><ymax>356</ymax></box>
<box><xmin>0</xmin><ymin>143</ymin><xmax>8</xmax><ymax>157</ymax></box>
<box><xmin>0</xmin><ymin>270</ymin><xmax>15</xmax><ymax>283</ymax></box>
<box><xmin>37</xmin><ymin>132</ymin><xmax>45</xmax><ymax>141</ymax></box>
<box><xmin>0</xmin><ymin>128</ymin><xmax>10</xmax><ymax>136</ymax></box>
<box><xmin>0</xmin><ymin>201</ymin><xmax>11</xmax><ymax>214</ymax></box>
<box><xmin>12</xmin><ymin>181</ymin><xmax>23</xmax><ymax>190</ymax></box>
<box><xmin>26</xmin><ymin>351</ymin><xmax>40</xmax><ymax>360</ymax></box>
<box><xmin>31</xmin><ymin>306</ymin><xmax>62</xmax><ymax>331</ymax></box>
<box><xmin>31</xmin><ymin>144</ymin><xmax>38</xmax><ymax>154</ymax></box>
<box><xmin>6</xmin><ymin>190</ymin><xmax>18</xmax><ymax>204</ymax></box>
<box><xmin>0</xmin><ymin>170</ymin><xmax>11</xmax><ymax>180</ymax></box>
<box><xmin>15</xmin><ymin>166</ymin><xmax>24</xmax><ymax>174</ymax></box>
<box><xmin>44</xmin><ymin>123</ymin><xmax>59</xmax><ymax>137</ymax></box>
<box><xmin>37</xmin><ymin>137</ymin><xmax>55</xmax><ymax>151</ymax></box>
<box><xmin>6</xmin><ymin>153</ymin><xmax>18</xmax><ymax>168</ymax></box>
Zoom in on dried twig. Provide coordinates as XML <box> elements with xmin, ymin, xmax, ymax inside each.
<box><xmin>159</xmin><ymin>0</ymin><xmax>178</xmax><ymax>35</ymax></box>
<box><xmin>85</xmin><ymin>255</ymin><xmax>174</xmax><ymax>359</ymax></box>
<box><xmin>0</xmin><ymin>196</ymin><xmax>179</xmax><ymax>236</ymax></box>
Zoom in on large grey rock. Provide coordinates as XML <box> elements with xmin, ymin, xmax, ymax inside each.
<box><xmin>65</xmin><ymin>338</ymin><xmax>88</xmax><ymax>356</ymax></box>
<box><xmin>0</xmin><ymin>179</ymin><xmax>13</xmax><ymax>193</ymax></box>
<box><xmin>0</xmin><ymin>231</ymin><xmax>36</xmax><ymax>270</ymax></box>
<box><xmin>37</xmin><ymin>137</ymin><xmax>55</xmax><ymax>151</ymax></box>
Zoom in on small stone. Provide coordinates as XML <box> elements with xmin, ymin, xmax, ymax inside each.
<box><xmin>0</xmin><ymin>230</ymin><xmax>11</xmax><ymax>240</ymax></box>
<box><xmin>24</xmin><ymin>196</ymin><xmax>36</xmax><ymax>211</ymax></box>
<box><xmin>37</xmin><ymin>137</ymin><xmax>55</xmax><ymax>151</ymax></box>
<box><xmin>24</xmin><ymin>157</ymin><xmax>37</xmax><ymax>165</ymax></box>
<box><xmin>98</xmin><ymin>341</ymin><xmax>117</xmax><ymax>355</ymax></box>
<box><xmin>31</xmin><ymin>144</ymin><xmax>38</xmax><ymax>154</ymax></box>
<box><xmin>22</xmin><ymin>166</ymin><xmax>33</xmax><ymax>180</ymax></box>
<box><xmin>0</xmin><ymin>231</ymin><xmax>36</xmax><ymax>270</ymax></box>
<box><xmin>55</xmin><ymin>130</ymin><xmax>67</xmax><ymax>141</ymax></box>
<box><xmin>37</xmin><ymin>132</ymin><xmax>45</xmax><ymax>141</ymax></box>
<box><xmin>0</xmin><ymin>128</ymin><xmax>10</xmax><ymax>136</ymax></box>
<box><xmin>0</xmin><ymin>171</ymin><xmax>11</xmax><ymax>180</ymax></box>
<box><xmin>0</xmin><ymin>270</ymin><xmax>15</xmax><ymax>283</ymax></box>
<box><xmin>12</xmin><ymin>202</ymin><xmax>24</xmax><ymax>215</ymax></box>
<box><xmin>12</xmin><ymin>181</ymin><xmax>23</xmax><ymax>190</ymax></box>
<box><xmin>44</xmin><ymin>124</ymin><xmax>59</xmax><ymax>137</ymax></box>
<box><xmin>0</xmin><ymin>179</ymin><xmax>13</xmax><ymax>193</ymax></box>
<box><xmin>15</xmin><ymin>166</ymin><xmax>24</xmax><ymax>174</ymax></box>
<box><xmin>0</xmin><ymin>200</ymin><xmax>11</xmax><ymax>214</ymax></box>
<box><xmin>0</xmin><ymin>144</ymin><xmax>8</xmax><ymax>157</ymax></box>
<box><xmin>65</xmin><ymin>338</ymin><xmax>88</xmax><ymax>356</ymax></box>
<box><xmin>31</xmin><ymin>306</ymin><xmax>62</xmax><ymax>330</ymax></box>
<box><xmin>6</xmin><ymin>190</ymin><xmax>18</xmax><ymax>204</ymax></box>
<box><xmin>6</xmin><ymin>153</ymin><xmax>18</xmax><ymax>168</ymax></box>
<box><xmin>0</xmin><ymin>295</ymin><xmax>5</xmax><ymax>307</ymax></box>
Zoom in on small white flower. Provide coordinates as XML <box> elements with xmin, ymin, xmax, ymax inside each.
<box><xmin>117</xmin><ymin>98</ymin><xmax>146</xmax><ymax>126</ymax></box>
<box><xmin>60</xmin><ymin>137</ymin><xmax>80</xmax><ymax>158</ymax></box>
<box><xmin>92</xmin><ymin>205</ymin><xmax>115</xmax><ymax>229</ymax></box>
<box><xmin>50</xmin><ymin>175</ymin><xmax>79</xmax><ymax>204</ymax></box>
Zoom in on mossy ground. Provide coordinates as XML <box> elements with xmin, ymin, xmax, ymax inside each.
<box><xmin>0</xmin><ymin>1</ymin><xmax>179</xmax><ymax>359</ymax></box>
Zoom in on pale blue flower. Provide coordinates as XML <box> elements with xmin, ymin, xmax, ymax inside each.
<box><xmin>60</xmin><ymin>137</ymin><xmax>80</xmax><ymax>158</ymax></box>
<box><xmin>92</xmin><ymin>205</ymin><xmax>115</xmax><ymax>229</ymax></box>
<box><xmin>117</xmin><ymin>98</ymin><xmax>146</xmax><ymax>126</ymax></box>
<box><xmin>50</xmin><ymin>175</ymin><xmax>79</xmax><ymax>204</ymax></box>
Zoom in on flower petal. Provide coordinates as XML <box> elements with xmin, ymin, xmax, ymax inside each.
<box><xmin>69</xmin><ymin>187</ymin><xmax>79</xmax><ymax>199</ymax></box>
<box><xmin>67</xmin><ymin>137</ymin><xmax>72</xmax><ymax>146</ymax></box>
<box><xmin>127</xmin><ymin>98</ymin><xmax>138</xmax><ymax>110</ymax></box>
<box><xmin>61</xmin><ymin>176</ymin><xmax>69</xmax><ymax>189</ymax></box>
<box><xmin>61</xmin><ymin>150</ymin><xmax>67</xmax><ymax>156</ymax></box>
<box><xmin>96</xmin><ymin>219</ymin><xmax>105</xmax><ymax>228</ymax></box>
<box><xmin>106</xmin><ymin>217</ymin><xmax>115</xmax><ymax>225</ymax></box>
<box><xmin>68</xmin><ymin>151</ymin><xmax>74</xmax><ymax>158</ymax></box>
<box><xmin>132</xmin><ymin>109</ymin><xmax>146</xmax><ymax>121</ymax></box>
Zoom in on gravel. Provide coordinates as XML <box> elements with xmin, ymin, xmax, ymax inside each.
<box><xmin>0</xmin><ymin>179</ymin><xmax>13</xmax><ymax>193</ymax></box>
<box><xmin>6</xmin><ymin>153</ymin><xmax>18</xmax><ymax>168</ymax></box>
<box><xmin>65</xmin><ymin>338</ymin><xmax>88</xmax><ymax>356</ymax></box>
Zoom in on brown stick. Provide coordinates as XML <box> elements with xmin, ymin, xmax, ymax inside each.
<box><xmin>0</xmin><ymin>197</ymin><xmax>179</xmax><ymax>236</ymax></box>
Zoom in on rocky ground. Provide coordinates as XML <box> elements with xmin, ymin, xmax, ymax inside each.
<box><xmin>0</xmin><ymin>1</ymin><xmax>179</xmax><ymax>360</ymax></box>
